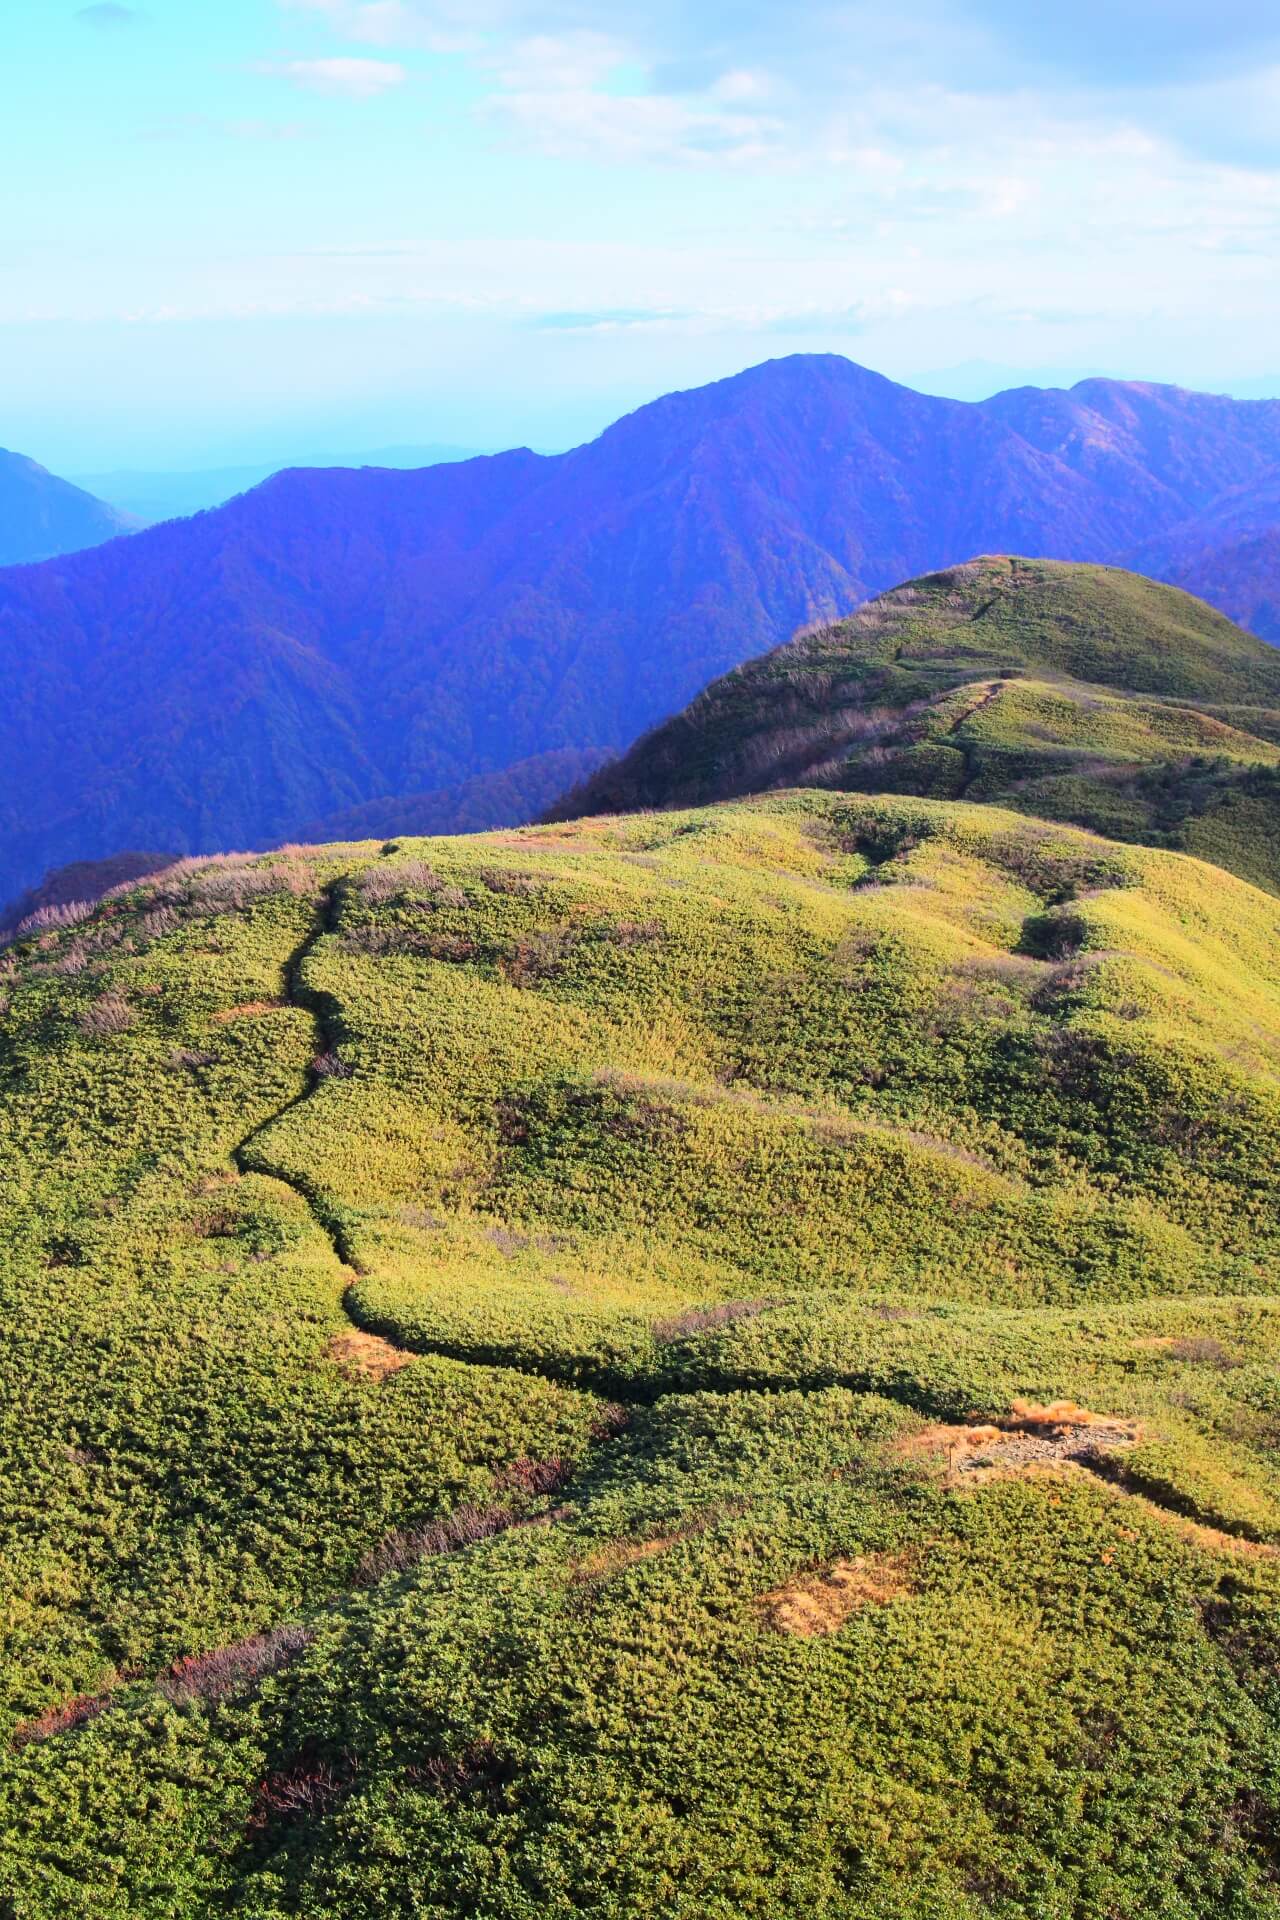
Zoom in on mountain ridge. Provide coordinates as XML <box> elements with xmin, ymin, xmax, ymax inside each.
<box><xmin>3</xmin><ymin>792</ymin><xmax>1280</xmax><ymax>1910</ymax></box>
<box><xmin>0</xmin><ymin>447</ymin><xmax>135</xmax><ymax>566</ymax></box>
<box><xmin>2</xmin><ymin>353</ymin><xmax>1280</xmax><ymax>900</ymax></box>
<box><xmin>552</xmin><ymin>556</ymin><xmax>1280</xmax><ymax>893</ymax></box>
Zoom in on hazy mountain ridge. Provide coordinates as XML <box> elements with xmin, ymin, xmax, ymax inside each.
<box><xmin>0</xmin><ymin>448</ymin><xmax>134</xmax><ymax>566</ymax></box>
<box><xmin>2</xmin><ymin>355</ymin><xmax>1280</xmax><ymax>900</ymax></box>
<box><xmin>68</xmin><ymin>445</ymin><xmax>487</xmax><ymax>526</ymax></box>
<box><xmin>1128</xmin><ymin>474</ymin><xmax>1280</xmax><ymax>644</ymax></box>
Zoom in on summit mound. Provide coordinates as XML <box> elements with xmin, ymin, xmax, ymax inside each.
<box><xmin>555</xmin><ymin>557</ymin><xmax>1280</xmax><ymax>893</ymax></box>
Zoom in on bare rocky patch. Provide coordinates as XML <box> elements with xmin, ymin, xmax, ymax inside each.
<box><xmin>901</xmin><ymin>1400</ymin><xmax>1140</xmax><ymax>1481</ymax></box>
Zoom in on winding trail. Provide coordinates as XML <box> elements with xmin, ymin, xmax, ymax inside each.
<box><xmin>12</xmin><ymin>866</ymin><xmax>1273</xmax><ymax>1751</ymax></box>
<box><xmin>223</xmin><ymin>871</ymin><xmax>1270</xmax><ymax>1552</ymax></box>
<box><xmin>231</xmin><ymin>878</ymin><xmax>366</xmax><ymax>1276</ymax></box>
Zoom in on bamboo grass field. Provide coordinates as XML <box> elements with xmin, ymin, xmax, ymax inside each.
<box><xmin>3</xmin><ymin>775</ymin><xmax>1280</xmax><ymax>1915</ymax></box>
<box><xmin>11</xmin><ymin>0</ymin><xmax>1280</xmax><ymax>1895</ymax></box>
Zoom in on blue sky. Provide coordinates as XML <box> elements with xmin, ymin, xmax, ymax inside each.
<box><xmin>4</xmin><ymin>0</ymin><xmax>1280</xmax><ymax>466</ymax></box>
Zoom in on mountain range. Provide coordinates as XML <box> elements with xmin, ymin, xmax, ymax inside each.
<box><xmin>3</xmin><ymin>353</ymin><xmax>1280</xmax><ymax>903</ymax></box>
<box><xmin>66</xmin><ymin>445</ymin><xmax>486</xmax><ymax>528</ymax></box>
<box><xmin>7</xmin><ymin>368</ymin><xmax>1280</xmax><ymax>1913</ymax></box>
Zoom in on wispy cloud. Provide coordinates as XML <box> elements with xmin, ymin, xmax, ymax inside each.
<box><xmin>75</xmin><ymin>3</ymin><xmax>146</xmax><ymax>27</ymax></box>
<box><xmin>263</xmin><ymin>57</ymin><xmax>408</xmax><ymax>99</ymax></box>
<box><xmin>275</xmin><ymin>0</ymin><xmax>1280</xmax><ymax>171</ymax></box>
<box><xmin>276</xmin><ymin>0</ymin><xmax>478</xmax><ymax>52</ymax></box>
<box><xmin>478</xmin><ymin>32</ymin><xmax>782</xmax><ymax>165</ymax></box>
<box><xmin>529</xmin><ymin>292</ymin><xmax>915</xmax><ymax>336</ymax></box>
<box><xmin>486</xmin><ymin>88</ymin><xmax>781</xmax><ymax>166</ymax></box>
<box><xmin>531</xmin><ymin>308</ymin><xmax>693</xmax><ymax>332</ymax></box>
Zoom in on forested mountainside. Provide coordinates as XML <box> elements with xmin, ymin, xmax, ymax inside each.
<box><xmin>1131</xmin><ymin>475</ymin><xmax>1280</xmax><ymax>645</ymax></box>
<box><xmin>1</xmin><ymin>355</ymin><xmax>1279</xmax><ymax>900</ymax></box>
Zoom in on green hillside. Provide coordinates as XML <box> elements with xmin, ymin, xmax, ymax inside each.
<box><xmin>555</xmin><ymin>557</ymin><xmax>1280</xmax><ymax>893</ymax></box>
<box><xmin>3</xmin><ymin>798</ymin><xmax>1280</xmax><ymax>1915</ymax></box>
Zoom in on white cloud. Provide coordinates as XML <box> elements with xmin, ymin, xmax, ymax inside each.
<box><xmin>476</xmin><ymin>32</ymin><xmax>783</xmax><ymax>165</ymax></box>
<box><xmin>267</xmin><ymin>57</ymin><xmax>408</xmax><ymax>98</ymax></box>
<box><xmin>492</xmin><ymin>32</ymin><xmax>624</xmax><ymax>94</ymax></box>
<box><xmin>710</xmin><ymin>70</ymin><xmax>773</xmax><ymax>104</ymax></box>
<box><xmin>275</xmin><ymin>0</ymin><xmax>1280</xmax><ymax>173</ymax></box>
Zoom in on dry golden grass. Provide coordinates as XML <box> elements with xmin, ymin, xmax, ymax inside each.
<box><xmin>571</xmin><ymin>1536</ymin><xmax>677</xmax><ymax>1583</ymax></box>
<box><xmin>1123</xmin><ymin>1497</ymin><xmax>1280</xmax><ymax>1561</ymax></box>
<box><xmin>1007</xmin><ymin>1398</ymin><xmax>1136</xmax><ymax>1431</ymax></box>
<box><xmin>570</xmin><ymin>1506</ymin><xmax>741</xmax><ymax>1583</ymax></box>
<box><xmin>758</xmin><ymin>1554</ymin><xmax>915</xmax><ymax>1636</ymax></box>
<box><xmin>327</xmin><ymin>1328</ymin><xmax>415</xmax><ymax>1382</ymax></box>
<box><xmin>899</xmin><ymin>1421</ymin><xmax>1009</xmax><ymax>1461</ymax></box>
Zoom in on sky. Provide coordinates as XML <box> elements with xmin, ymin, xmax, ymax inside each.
<box><xmin>4</xmin><ymin>0</ymin><xmax>1280</xmax><ymax>468</ymax></box>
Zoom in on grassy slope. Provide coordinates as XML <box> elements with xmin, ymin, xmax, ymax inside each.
<box><xmin>554</xmin><ymin>557</ymin><xmax>1280</xmax><ymax>893</ymax></box>
<box><xmin>1</xmin><ymin>800</ymin><xmax>1280</xmax><ymax>1916</ymax></box>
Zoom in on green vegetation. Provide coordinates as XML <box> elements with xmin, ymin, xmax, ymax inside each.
<box><xmin>556</xmin><ymin>557</ymin><xmax>1280</xmax><ymax>893</ymax></box>
<box><xmin>2</xmin><ymin>794</ymin><xmax>1280</xmax><ymax>1916</ymax></box>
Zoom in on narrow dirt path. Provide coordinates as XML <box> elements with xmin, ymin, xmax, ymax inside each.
<box><xmin>231</xmin><ymin>878</ymin><xmax>365</xmax><ymax>1274</ymax></box>
<box><xmin>221</xmin><ymin>872</ymin><xmax>1272</xmax><ymax>1561</ymax></box>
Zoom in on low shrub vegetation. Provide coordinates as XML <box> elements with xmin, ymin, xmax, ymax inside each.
<box><xmin>1</xmin><ymin>792</ymin><xmax>1279</xmax><ymax>1915</ymax></box>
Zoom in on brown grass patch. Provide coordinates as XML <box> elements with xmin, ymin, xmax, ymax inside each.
<box><xmin>758</xmin><ymin>1553</ymin><xmax>915</xmax><ymax>1636</ymax></box>
<box><xmin>158</xmin><ymin>1622</ymin><xmax>314</xmax><ymax>1705</ymax></box>
<box><xmin>1166</xmin><ymin>1337</ymin><xmax>1242</xmax><ymax>1369</ymax></box>
<box><xmin>572</xmin><ymin>1536</ymin><xmax>676</xmax><ymax>1582</ymax></box>
<box><xmin>949</xmin><ymin>1465</ymin><xmax>1280</xmax><ymax>1559</ymax></box>
<box><xmin>248</xmin><ymin>1747</ymin><xmax>356</xmax><ymax>1831</ymax></box>
<box><xmin>1004</xmin><ymin>1399</ymin><xmax>1131</xmax><ymax>1431</ymax></box>
<box><xmin>11</xmin><ymin>1688</ymin><xmax>118</xmax><ymax>1749</ymax></box>
<box><xmin>1122</xmin><ymin>1497</ymin><xmax>1280</xmax><ymax>1561</ymax></box>
<box><xmin>329</xmin><ymin>1328</ymin><xmax>414</xmax><ymax>1381</ymax></box>
<box><xmin>571</xmin><ymin>1503</ymin><xmax>742</xmax><ymax>1584</ymax></box>
<box><xmin>214</xmin><ymin>999</ymin><xmax>287</xmax><ymax>1021</ymax></box>
<box><xmin>900</xmin><ymin>1421</ymin><xmax>1006</xmax><ymax>1462</ymax></box>
<box><xmin>651</xmin><ymin>1298</ymin><xmax>774</xmax><ymax>1343</ymax></box>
